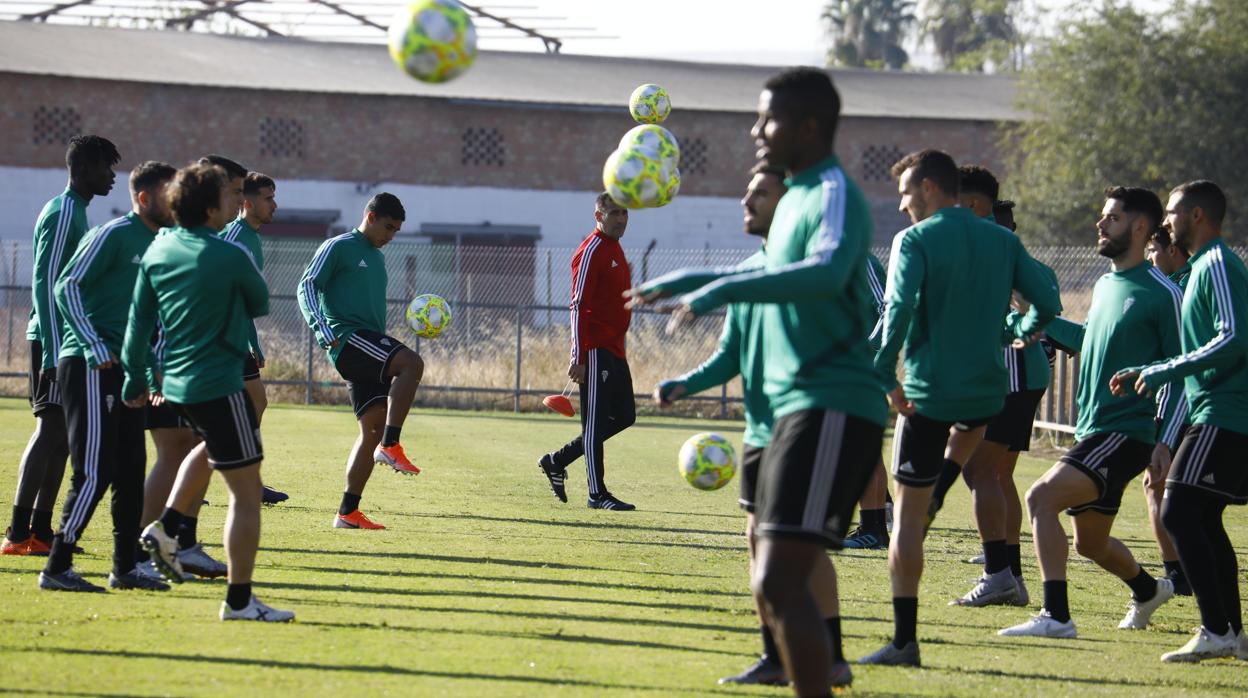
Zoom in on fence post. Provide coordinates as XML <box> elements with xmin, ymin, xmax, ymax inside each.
<box><xmin>304</xmin><ymin>328</ymin><xmax>314</xmax><ymax>405</ymax></box>
<box><xmin>546</xmin><ymin>249</ymin><xmax>553</xmax><ymax>327</ymax></box>
<box><xmin>514</xmin><ymin>306</ymin><xmax>522</xmax><ymax>413</ymax></box>
<box><xmin>720</xmin><ymin>382</ymin><xmax>727</xmax><ymax>419</ymax></box>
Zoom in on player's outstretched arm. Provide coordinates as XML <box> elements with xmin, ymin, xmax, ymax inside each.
<box><xmin>659</xmin><ymin>308</ymin><xmax>743</xmax><ymax>406</ymax></box>
<box><xmin>626</xmin><ymin>264</ymin><xmax>759</xmax><ymax>308</ymax></box>
<box><xmin>121</xmin><ymin>266</ymin><xmax>158</xmax><ymax>403</ymax></box>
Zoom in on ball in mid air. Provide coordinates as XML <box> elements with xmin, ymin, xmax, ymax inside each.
<box><xmin>678</xmin><ymin>433</ymin><xmax>737</xmax><ymax>491</ymax></box>
<box><xmin>387</xmin><ymin>0</ymin><xmax>478</xmax><ymax>83</ymax></box>
<box><xmin>407</xmin><ymin>294</ymin><xmax>453</xmax><ymax>338</ymax></box>
<box><xmin>629</xmin><ymin>84</ymin><xmax>672</xmax><ymax>124</ymax></box>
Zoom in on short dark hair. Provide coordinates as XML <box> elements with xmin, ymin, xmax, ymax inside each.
<box><xmin>65</xmin><ymin>135</ymin><xmax>120</xmax><ymax>174</ymax></box>
<box><xmin>891</xmin><ymin>149</ymin><xmax>959</xmax><ymax>197</ymax></box>
<box><xmin>764</xmin><ymin>67</ymin><xmax>841</xmax><ymax>142</ymax></box>
<box><xmin>595</xmin><ymin>191</ymin><xmax>622</xmax><ymax>212</ymax></box>
<box><xmin>1150</xmin><ymin>226</ymin><xmax>1175</xmax><ymax>249</ymax></box>
<box><xmin>1171</xmin><ymin>180</ymin><xmax>1227</xmax><ymax>227</ymax></box>
<box><xmin>959</xmin><ymin>165</ymin><xmax>999</xmax><ymax>202</ymax></box>
<box><xmin>129</xmin><ymin>161</ymin><xmax>176</xmax><ymax>195</ymax></box>
<box><xmin>749</xmin><ymin>161</ymin><xmax>787</xmax><ymax>181</ymax></box>
<box><xmin>167</xmin><ymin>163</ymin><xmax>225</xmax><ymax>229</ymax></box>
<box><xmin>1104</xmin><ymin>186</ymin><xmax>1163</xmax><ymax>230</ymax></box>
<box><xmin>198</xmin><ymin>155</ymin><xmax>247</xmax><ymax>181</ymax></box>
<box><xmin>367</xmin><ymin>192</ymin><xmax>405</xmax><ymax>221</ymax></box>
<box><xmin>993</xmin><ymin>199</ymin><xmax>1015</xmax><ymax>215</ymax></box>
<box><xmin>244</xmin><ymin>172</ymin><xmax>275</xmax><ymax>196</ymax></box>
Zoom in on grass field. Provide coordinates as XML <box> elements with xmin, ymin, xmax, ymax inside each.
<box><xmin>0</xmin><ymin>396</ymin><xmax>1245</xmax><ymax>697</ymax></box>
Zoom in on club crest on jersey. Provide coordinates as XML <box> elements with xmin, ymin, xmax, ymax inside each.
<box><xmin>1122</xmin><ymin>297</ymin><xmax>1135</xmax><ymax>314</ymax></box>
<box><xmin>601</xmin><ymin>370</ymin><xmax>609</xmax><ymax>383</ymax></box>
<box><xmin>105</xmin><ymin>395</ymin><xmax>115</xmax><ymax>412</ymax></box>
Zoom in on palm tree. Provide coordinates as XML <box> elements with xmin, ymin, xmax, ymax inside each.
<box><xmin>920</xmin><ymin>0</ymin><xmax>1019</xmax><ymax>71</ymax></box>
<box><xmin>824</xmin><ymin>0</ymin><xmax>918</xmax><ymax>70</ymax></box>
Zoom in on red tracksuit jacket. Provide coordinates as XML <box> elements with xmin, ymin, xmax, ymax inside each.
<box><xmin>569</xmin><ymin>230</ymin><xmax>631</xmax><ymax>364</ymax></box>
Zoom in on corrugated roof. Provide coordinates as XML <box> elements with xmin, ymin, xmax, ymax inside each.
<box><xmin>0</xmin><ymin>21</ymin><xmax>1019</xmax><ymax>121</ymax></box>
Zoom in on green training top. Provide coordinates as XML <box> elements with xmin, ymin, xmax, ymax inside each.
<box><xmin>297</xmin><ymin>229</ymin><xmax>388</xmax><ymax>365</ymax></box>
<box><xmin>876</xmin><ymin>207</ymin><xmax>1061</xmax><ymax>421</ymax></box>
<box><xmin>1137</xmin><ymin>239</ymin><xmax>1248</xmax><ymax>435</ymax></box>
<box><xmin>676</xmin><ymin>155</ymin><xmax>888</xmax><ymax>427</ymax></box>
<box><xmin>1040</xmin><ymin>260</ymin><xmax>1184</xmax><ymax>445</ymax></box>
<box><xmin>221</xmin><ymin>216</ymin><xmax>265</xmax><ymax>363</ymax></box>
<box><xmin>27</xmin><ymin>187</ymin><xmax>90</xmax><ymax>370</ymax></box>
<box><xmin>121</xmin><ymin>226</ymin><xmax>269</xmax><ymax>404</ymax></box>
<box><xmin>1004</xmin><ymin>260</ymin><xmax>1061</xmax><ymax>393</ymax></box>
<box><xmin>55</xmin><ymin>212</ymin><xmax>157</xmax><ymax>368</ymax></box>
<box><xmin>1170</xmin><ymin>262</ymin><xmax>1191</xmax><ymax>291</ymax></box>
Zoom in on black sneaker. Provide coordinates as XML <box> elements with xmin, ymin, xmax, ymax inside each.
<box><xmin>108</xmin><ymin>568</ymin><xmax>171</xmax><ymax>592</ymax></box>
<box><xmin>38</xmin><ymin>567</ymin><xmax>106</xmax><ymax>593</ymax></box>
<box><xmin>587</xmin><ymin>493</ymin><xmax>635</xmax><ymax>511</ymax></box>
<box><xmin>843</xmin><ymin>527</ymin><xmax>889</xmax><ymax>550</ymax></box>
<box><xmin>1168</xmin><ymin>569</ymin><xmax>1193</xmax><ymax>597</ymax></box>
<box><xmin>538</xmin><ymin>455</ymin><xmax>567</xmax><ymax>503</ymax></box>
<box><xmin>262</xmin><ymin>485</ymin><xmax>289</xmax><ymax>505</ymax></box>
<box><xmin>718</xmin><ymin>656</ymin><xmax>787</xmax><ymax>686</ymax></box>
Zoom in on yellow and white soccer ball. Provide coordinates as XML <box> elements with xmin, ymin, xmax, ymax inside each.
<box><xmin>387</xmin><ymin>0</ymin><xmax>478</xmax><ymax>83</ymax></box>
<box><xmin>678</xmin><ymin>433</ymin><xmax>737</xmax><ymax>491</ymax></box>
<box><xmin>406</xmin><ymin>294</ymin><xmax>453</xmax><ymax>338</ymax></box>
<box><xmin>629</xmin><ymin>84</ymin><xmax>672</xmax><ymax>124</ymax></box>
<box><xmin>603</xmin><ymin>147</ymin><xmax>680</xmax><ymax>209</ymax></box>
<box><xmin>618</xmin><ymin>124</ymin><xmax>680</xmax><ymax>169</ymax></box>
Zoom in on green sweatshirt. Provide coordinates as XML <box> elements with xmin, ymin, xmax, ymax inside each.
<box><xmin>1170</xmin><ymin>262</ymin><xmax>1192</xmax><ymax>290</ymax></box>
<box><xmin>675</xmin><ymin>155</ymin><xmax>888</xmax><ymax>427</ymax></box>
<box><xmin>876</xmin><ymin>207</ymin><xmax>1061</xmax><ymax>421</ymax></box>
<box><xmin>297</xmin><ymin>229</ymin><xmax>389</xmax><ymax>365</ymax></box>
<box><xmin>1004</xmin><ymin>261</ymin><xmax>1061</xmax><ymax>393</ymax></box>
<box><xmin>121</xmin><ymin>226</ymin><xmax>269</xmax><ymax>404</ymax></box>
<box><xmin>55</xmin><ymin>212</ymin><xmax>157</xmax><ymax>368</ymax></box>
<box><xmin>1137</xmin><ymin>239</ymin><xmax>1248</xmax><ymax>434</ymax></box>
<box><xmin>221</xmin><ymin>216</ymin><xmax>265</xmax><ymax>363</ymax></box>
<box><xmin>27</xmin><ymin>187</ymin><xmax>90</xmax><ymax>370</ymax></box>
<box><xmin>1041</xmin><ymin>261</ymin><xmax>1184</xmax><ymax>445</ymax></box>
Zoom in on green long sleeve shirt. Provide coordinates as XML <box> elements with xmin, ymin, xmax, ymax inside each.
<box><xmin>27</xmin><ymin>187</ymin><xmax>90</xmax><ymax>370</ymax></box>
<box><xmin>1004</xmin><ymin>261</ymin><xmax>1061</xmax><ymax>393</ymax></box>
<box><xmin>55</xmin><ymin>212</ymin><xmax>157</xmax><ymax>368</ymax></box>
<box><xmin>1041</xmin><ymin>261</ymin><xmax>1184</xmax><ymax>445</ymax></box>
<box><xmin>876</xmin><ymin>207</ymin><xmax>1061</xmax><ymax>421</ymax></box>
<box><xmin>221</xmin><ymin>216</ymin><xmax>265</xmax><ymax>363</ymax></box>
<box><xmin>121</xmin><ymin>226</ymin><xmax>269</xmax><ymax>404</ymax></box>
<box><xmin>297</xmin><ymin>229</ymin><xmax>389</xmax><ymax>365</ymax></box>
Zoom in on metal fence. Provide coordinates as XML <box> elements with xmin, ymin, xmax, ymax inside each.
<box><xmin>2</xmin><ymin>239</ymin><xmax>1243</xmax><ymax>434</ymax></box>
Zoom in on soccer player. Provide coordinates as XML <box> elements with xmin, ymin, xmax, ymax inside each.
<box><xmin>126</xmin><ymin>162</ymin><xmax>293</xmax><ymax>621</ymax></box>
<box><xmin>3</xmin><ymin>135</ymin><xmax>118</xmax><ymax>556</ymax></box>
<box><xmin>538</xmin><ymin>193</ymin><xmax>636</xmax><ymax>511</ymax></box>
<box><xmin>998</xmin><ymin>187</ymin><xmax>1183</xmax><ymax>639</ymax></box>
<box><xmin>947</xmin><ymin>167</ymin><xmax>1060</xmax><ymax>608</ymax></box>
<box><xmin>861</xmin><ymin>150</ymin><xmax>1060</xmax><ymax>666</ymax></box>
<box><xmin>1112</xmin><ymin>181</ymin><xmax>1248</xmax><ymax>662</ymax></box>
<box><xmin>658</xmin><ymin>67</ymin><xmax>887</xmax><ymax>694</ymax></box>
<box><xmin>297</xmin><ymin>193</ymin><xmax>426</xmax><ymax>529</ymax></box>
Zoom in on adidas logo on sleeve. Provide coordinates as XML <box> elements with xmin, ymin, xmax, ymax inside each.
<box><xmin>358</xmin><ymin>260</ymin><xmax>368</xmax><ymax>268</ymax></box>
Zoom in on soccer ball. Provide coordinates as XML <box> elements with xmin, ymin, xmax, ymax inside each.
<box><xmin>678</xmin><ymin>433</ymin><xmax>736</xmax><ymax>491</ymax></box>
<box><xmin>387</xmin><ymin>0</ymin><xmax>478</xmax><ymax>83</ymax></box>
<box><xmin>406</xmin><ymin>294</ymin><xmax>452</xmax><ymax>338</ymax></box>
<box><xmin>629</xmin><ymin>84</ymin><xmax>671</xmax><ymax>124</ymax></box>
<box><xmin>603</xmin><ymin>147</ymin><xmax>680</xmax><ymax>209</ymax></box>
<box><xmin>618</xmin><ymin>125</ymin><xmax>680</xmax><ymax>169</ymax></box>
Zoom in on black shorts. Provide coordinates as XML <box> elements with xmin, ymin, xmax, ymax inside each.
<box><xmin>1059</xmin><ymin>432</ymin><xmax>1152</xmax><ymax>515</ymax></box>
<box><xmin>334</xmin><ymin>330</ymin><xmax>405</xmax><ymax>417</ymax></box>
<box><xmin>890</xmin><ymin>412</ymin><xmax>992</xmax><ymax>487</ymax></box>
<box><xmin>984</xmin><ymin>389</ymin><xmax>1046</xmax><ymax>452</ymax></box>
<box><xmin>755</xmin><ymin>410</ymin><xmax>884</xmax><ymax>549</ymax></box>
<box><xmin>243</xmin><ymin>354</ymin><xmax>261</xmax><ymax>382</ymax></box>
<box><xmin>27</xmin><ymin>340</ymin><xmax>60</xmax><ymax>415</ymax></box>
<box><xmin>738</xmin><ymin>445</ymin><xmax>763</xmax><ymax>513</ymax></box>
<box><xmin>170</xmin><ymin>391</ymin><xmax>263</xmax><ymax>470</ymax></box>
<box><xmin>145</xmin><ymin>400</ymin><xmax>191</xmax><ymax>430</ymax></box>
<box><xmin>1166</xmin><ymin>424</ymin><xmax>1248</xmax><ymax>505</ymax></box>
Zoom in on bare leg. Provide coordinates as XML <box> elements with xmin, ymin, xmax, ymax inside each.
<box><xmin>347</xmin><ymin>404</ymin><xmax>387</xmax><ymax>496</ymax></box>
<box><xmin>218</xmin><ymin>462</ymin><xmax>262</xmax><ymax>585</ymax></box>
<box><xmin>999</xmin><ymin>452</ymin><xmax>1023</xmax><ymax>546</ymax></box>
<box><xmin>753</xmin><ymin>537</ymin><xmax>829</xmax><ymax>696</ymax></box>
<box><xmin>890</xmin><ymin>482</ymin><xmax>935</xmax><ymax>597</ymax></box>
<box><xmin>859</xmin><ymin>457</ymin><xmax>887</xmax><ymax>510</ymax></box>
<box><xmin>167</xmin><ymin>443</ymin><xmax>214</xmax><ymax>516</ymax></box>
<box><xmin>965</xmin><ymin>440</ymin><xmax>1011</xmax><ymax>543</ymax></box>
<box><xmin>244</xmin><ymin>377</ymin><xmax>267</xmax><ymax>422</ymax></box>
<box><xmin>1144</xmin><ymin>480</ymin><xmax>1180</xmax><ymax>563</ymax></box>
<box><xmin>1071</xmin><ymin>511</ymin><xmax>1141</xmax><ymax>580</ymax></box>
<box><xmin>142</xmin><ymin>428</ymin><xmax>198</xmax><ymax>527</ymax></box>
<box><xmin>384</xmin><ymin>349</ymin><xmax>423</xmax><ymax>430</ymax></box>
<box><xmin>1025</xmin><ymin>463</ymin><xmax>1099</xmax><ymax>582</ymax></box>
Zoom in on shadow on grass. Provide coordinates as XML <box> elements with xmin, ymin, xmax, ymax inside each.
<box><xmin>925</xmin><ymin>663</ymin><xmax>1247</xmax><ymax>692</ymax></box>
<box><xmin>399</xmin><ymin>510</ymin><xmax>740</xmax><ymax>538</ymax></box>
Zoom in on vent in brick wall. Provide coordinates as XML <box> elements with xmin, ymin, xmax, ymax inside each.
<box><xmin>461</xmin><ymin>127</ymin><xmax>506</xmax><ymax>166</ymax></box>
<box><xmin>32</xmin><ymin>106</ymin><xmax>82</xmax><ymax>146</ymax></box>
<box><xmin>682</xmin><ymin>137</ymin><xmax>708</xmax><ymax>176</ymax></box>
<box><xmin>259</xmin><ymin>117</ymin><xmax>306</xmax><ymax>158</ymax></box>
<box><xmin>861</xmin><ymin>144</ymin><xmax>906</xmax><ymax>182</ymax></box>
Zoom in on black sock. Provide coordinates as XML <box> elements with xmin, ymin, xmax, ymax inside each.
<box><xmin>45</xmin><ymin>534</ymin><xmax>73</xmax><ymax>575</ymax></box>
<box><xmin>892</xmin><ymin>597</ymin><xmax>918</xmax><ymax>648</ymax></box>
<box><xmin>884</xmin><ymin>490</ymin><xmax>893</xmax><ymax>505</ymax></box>
<box><xmin>860</xmin><ymin>508</ymin><xmax>886</xmax><ymax>534</ymax></box>
<box><xmin>826</xmin><ymin>616</ymin><xmax>844</xmax><ymax>663</ymax></box>
<box><xmin>760</xmin><ymin>624</ymin><xmax>779</xmax><ymax>661</ymax></box>
<box><xmin>931</xmin><ymin>459</ymin><xmax>963</xmax><ymax>512</ymax></box>
<box><xmin>136</xmin><ymin>545</ymin><xmax>150</xmax><ymax>563</ymax></box>
<box><xmin>382</xmin><ymin>425</ymin><xmax>401</xmax><ymax>447</ymax></box>
<box><xmin>1043</xmin><ymin>580</ymin><xmax>1070</xmax><ymax>623</ymax></box>
<box><xmin>226</xmin><ymin>583</ymin><xmax>252</xmax><ymax>611</ymax></box>
<box><xmin>1008</xmin><ymin>544</ymin><xmax>1023</xmax><ymax>577</ymax></box>
<box><xmin>178</xmin><ymin>517</ymin><xmax>198</xmax><ymax>550</ymax></box>
<box><xmin>339</xmin><ymin>492</ymin><xmax>362</xmax><ymax>517</ymax></box>
<box><xmin>158</xmin><ymin>508</ymin><xmax>186</xmax><ymax>537</ymax></box>
<box><xmin>31</xmin><ymin>509</ymin><xmax>54</xmax><ymax>539</ymax></box>
<box><xmin>1163</xmin><ymin>559</ymin><xmax>1184</xmax><ymax>580</ymax></box>
<box><xmin>9</xmin><ymin>505</ymin><xmax>33</xmax><ymax>540</ymax></box>
<box><xmin>1125</xmin><ymin>567</ymin><xmax>1157</xmax><ymax>602</ymax></box>
<box><xmin>983</xmin><ymin>539</ymin><xmax>1009</xmax><ymax>574</ymax></box>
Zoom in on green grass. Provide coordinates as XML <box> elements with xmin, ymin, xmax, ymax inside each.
<box><xmin>0</xmin><ymin>397</ymin><xmax>1244</xmax><ymax>697</ymax></box>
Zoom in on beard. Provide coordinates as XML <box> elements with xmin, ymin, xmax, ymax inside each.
<box><xmin>1097</xmin><ymin>230</ymin><xmax>1132</xmax><ymax>259</ymax></box>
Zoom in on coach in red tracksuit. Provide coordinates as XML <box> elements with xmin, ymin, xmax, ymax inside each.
<box><xmin>538</xmin><ymin>192</ymin><xmax>636</xmax><ymax>511</ymax></box>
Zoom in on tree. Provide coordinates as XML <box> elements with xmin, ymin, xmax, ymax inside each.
<box><xmin>824</xmin><ymin>0</ymin><xmax>918</xmax><ymax>70</ymax></box>
<box><xmin>920</xmin><ymin>0</ymin><xmax>1021</xmax><ymax>72</ymax></box>
<box><xmin>1004</xmin><ymin>0</ymin><xmax>1248</xmax><ymax>244</ymax></box>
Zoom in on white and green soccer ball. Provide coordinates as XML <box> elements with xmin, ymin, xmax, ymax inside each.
<box><xmin>603</xmin><ymin>147</ymin><xmax>680</xmax><ymax>209</ymax></box>
<box><xmin>629</xmin><ymin>84</ymin><xmax>672</xmax><ymax>124</ymax></box>
<box><xmin>406</xmin><ymin>294</ymin><xmax>453</xmax><ymax>338</ymax></box>
<box><xmin>678</xmin><ymin>432</ymin><xmax>737</xmax><ymax>491</ymax></box>
<box><xmin>387</xmin><ymin>0</ymin><xmax>478</xmax><ymax>84</ymax></box>
<box><xmin>619</xmin><ymin>124</ymin><xmax>680</xmax><ymax>169</ymax></box>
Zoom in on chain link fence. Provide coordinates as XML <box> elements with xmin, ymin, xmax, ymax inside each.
<box><xmin>2</xmin><ymin>239</ymin><xmax>1244</xmax><ymax>435</ymax></box>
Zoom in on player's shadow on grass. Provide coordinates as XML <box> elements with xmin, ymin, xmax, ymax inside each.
<box><xmin>401</xmin><ymin>511</ymin><xmax>741</xmax><ymax>538</ymax></box>
<box><xmin>926</xmin><ymin>664</ymin><xmax>1246</xmax><ymax>691</ymax></box>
